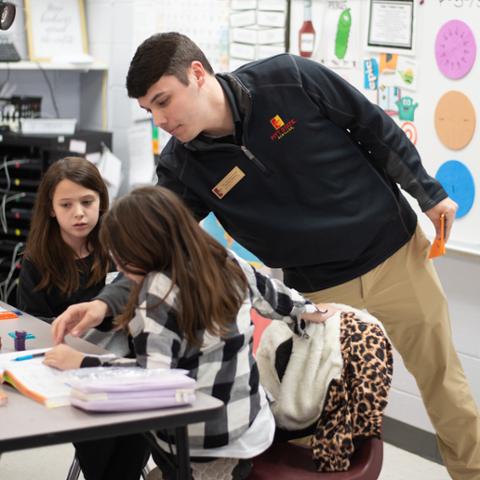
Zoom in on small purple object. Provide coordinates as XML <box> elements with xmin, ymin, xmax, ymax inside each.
<box><xmin>435</xmin><ymin>20</ymin><xmax>477</xmax><ymax>80</ymax></box>
<box><xmin>14</xmin><ymin>330</ymin><xmax>27</xmax><ymax>351</ymax></box>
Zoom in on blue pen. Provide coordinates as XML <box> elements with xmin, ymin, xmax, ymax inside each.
<box><xmin>13</xmin><ymin>352</ymin><xmax>47</xmax><ymax>362</ymax></box>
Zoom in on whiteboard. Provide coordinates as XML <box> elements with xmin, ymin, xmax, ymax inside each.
<box><xmin>289</xmin><ymin>0</ymin><xmax>480</xmax><ymax>255</ymax></box>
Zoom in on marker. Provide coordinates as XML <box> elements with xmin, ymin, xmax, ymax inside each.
<box><xmin>13</xmin><ymin>352</ymin><xmax>47</xmax><ymax>362</ymax></box>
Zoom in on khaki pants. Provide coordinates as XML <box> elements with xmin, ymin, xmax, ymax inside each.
<box><xmin>304</xmin><ymin>226</ymin><xmax>480</xmax><ymax>480</ymax></box>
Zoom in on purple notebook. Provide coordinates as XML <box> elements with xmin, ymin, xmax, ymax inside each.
<box><xmin>65</xmin><ymin>367</ymin><xmax>197</xmax><ymax>412</ymax></box>
<box><xmin>70</xmin><ymin>390</ymin><xmax>196</xmax><ymax>412</ymax></box>
<box><xmin>68</xmin><ymin>372</ymin><xmax>195</xmax><ymax>393</ymax></box>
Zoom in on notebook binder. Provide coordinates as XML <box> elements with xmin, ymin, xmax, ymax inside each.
<box><xmin>67</xmin><ymin>367</ymin><xmax>197</xmax><ymax>412</ymax></box>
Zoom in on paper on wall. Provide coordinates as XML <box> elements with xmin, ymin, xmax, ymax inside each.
<box><xmin>380</xmin><ymin>57</ymin><xmax>418</xmax><ymax>91</ymax></box>
<box><xmin>128</xmin><ymin>122</ymin><xmax>155</xmax><ymax>187</ymax></box>
<box><xmin>96</xmin><ymin>147</ymin><xmax>122</xmax><ymax>200</ymax></box>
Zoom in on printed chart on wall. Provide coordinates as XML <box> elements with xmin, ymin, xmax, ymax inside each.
<box><xmin>289</xmin><ymin>0</ymin><xmax>480</xmax><ymax>255</ymax></box>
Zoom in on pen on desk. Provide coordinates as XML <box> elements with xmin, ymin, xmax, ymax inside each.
<box><xmin>13</xmin><ymin>352</ymin><xmax>47</xmax><ymax>362</ymax></box>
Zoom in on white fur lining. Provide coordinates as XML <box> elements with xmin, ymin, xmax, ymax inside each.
<box><xmin>256</xmin><ymin>304</ymin><xmax>384</xmax><ymax>430</ymax></box>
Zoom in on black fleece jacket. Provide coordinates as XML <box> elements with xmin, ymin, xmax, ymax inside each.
<box><xmin>154</xmin><ymin>54</ymin><xmax>447</xmax><ymax>292</ymax></box>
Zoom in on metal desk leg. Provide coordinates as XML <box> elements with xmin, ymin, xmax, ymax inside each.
<box><xmin>175</xmin><ymin>426</ymin><xmax>191</xmax><ymax>480</ymax></box>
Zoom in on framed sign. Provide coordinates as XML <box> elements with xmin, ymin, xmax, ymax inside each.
<box><xmin>366</xmin><ymin>0</ymin><xmax>415</xmax><ymax>55</ymax></box>
<box><xmin>25</xmin><ymin>0</ymin><xmax>88</xmax><ymax>61</ymax></box>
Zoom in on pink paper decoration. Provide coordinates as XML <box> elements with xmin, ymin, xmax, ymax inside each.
<box><xmin>435</xmin><ymin>20</ymin><xmax>476</xmax><ymax>80</ymax></box>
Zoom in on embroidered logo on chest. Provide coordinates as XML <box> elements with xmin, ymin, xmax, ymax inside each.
<box><xmin>270</xmin><ymin>114</ymin><xmax>297</xmax><ymax>141</ymax></box>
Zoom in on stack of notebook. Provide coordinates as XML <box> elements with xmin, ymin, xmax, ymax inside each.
<box><xmin>67</xmin><ymin>367</ymin><xmax>196</xmax><ymax>412</ymax></box>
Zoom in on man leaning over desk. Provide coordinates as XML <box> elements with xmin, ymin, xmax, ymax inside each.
<box><xmin>52</xmin><ymin>33</ymin><xmax>478</xmax><ymax>480</ymax></box>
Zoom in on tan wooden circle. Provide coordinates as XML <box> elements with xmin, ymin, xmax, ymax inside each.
<box><xmin>434</xmin><ymin>91</ymin><xmax>476</xmax><ymax>150</ymax></box>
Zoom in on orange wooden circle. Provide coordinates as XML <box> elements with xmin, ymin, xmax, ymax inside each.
<box><xmin>434</xmin><ymin>91</ymin><xmax>476</xmax><ymax>150</ymax></box>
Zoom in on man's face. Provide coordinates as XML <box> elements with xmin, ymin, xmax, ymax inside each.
<box><xmin>138</xmin><ymin>66</ymin><xmax>206</xmax><ymax>143</ymax></box>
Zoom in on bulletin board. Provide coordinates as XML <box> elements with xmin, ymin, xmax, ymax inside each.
<box><xmin>289</xmin><ymin>0</ymin><xmax>480</xmax><ymax>255</ymax></box>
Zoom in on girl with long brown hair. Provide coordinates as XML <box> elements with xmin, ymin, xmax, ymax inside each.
<box><xmin>18</xmin><ymin>157</ymin><xmax>147</xmax><ymax>480</ymax></box>
<box><xmin>17</xmin><ymin>156</ymin><xmax>110</xmax><ymax>321</ymax></box>
<box><xmin>46</xmin><ymin>185</ymin><xmax>328</xmax><ymax>480</ymax></box>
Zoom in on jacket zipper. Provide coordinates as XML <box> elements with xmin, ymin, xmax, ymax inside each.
<box><xmin>220</xmin><ymin>74</ymin><xmax>270</xmax><ymax>175</ymax></box>
<box><xmin>240</xmin><ymin>145</ymin><xmax>270</xmax><ymax>174</ymax></box>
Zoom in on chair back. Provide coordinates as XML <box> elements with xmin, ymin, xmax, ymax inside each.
<box><xmin>248</xmin><ymin>438</ymin><xmax>383</xmax><ymax>479</ymax></box>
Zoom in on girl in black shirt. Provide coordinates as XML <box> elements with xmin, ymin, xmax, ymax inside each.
<box><xmin>17</xmin><ymin>156</ymin><xmax>110</xmax><ymax>323</ymax></box>
<box><xmin>17</xmin><ymin>156</ymin><xmax>148</xmax><ymax>480</ymax></box>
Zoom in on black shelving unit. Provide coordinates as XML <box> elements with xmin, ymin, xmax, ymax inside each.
<box><xmin>0</xmin><ymin>129</ymin><xmax>113</xmax><ymax>306</ymax></box>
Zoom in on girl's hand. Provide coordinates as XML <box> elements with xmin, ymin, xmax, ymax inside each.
<box><xmin>52</xmin><ymin>300</ymin><xmax>109</xmax><ymax>344</ymax></box>
<box><xmin>301</xmin><ymin>303</ymin><xmax>339</xmax><ymax>323</ymax></box>
<box><xmin>43</xmin><ymin>344</ymin><xmax>85</xmax><ymax>370</ymax></box>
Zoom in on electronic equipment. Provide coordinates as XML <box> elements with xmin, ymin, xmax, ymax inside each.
<box><xmin>0</xmin><ymin>41</ymin><xmax>20</xmax><ymax>62</ymax></box>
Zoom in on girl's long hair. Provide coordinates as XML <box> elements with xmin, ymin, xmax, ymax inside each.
<box><xmin>100</xmin><ymin>186</ymin><xmax>248</xmax><ymax>346</ymax></box>
<box><xmin>24</xmin><ymin>157</ymin><xmax>109</xmax><ymax>295</ymax></box>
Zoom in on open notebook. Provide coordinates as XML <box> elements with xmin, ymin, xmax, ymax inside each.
<box><xmin>0</xmin><ymin>349</ymin><xmax>115</xmax><ymax>408</ymax></box>
<box><xmin>1</xmin><ymin>351</ymin><xmax>71</xmax><ymax>408</ymax></box>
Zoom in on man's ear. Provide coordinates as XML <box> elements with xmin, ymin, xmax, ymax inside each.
<box><xmin>191</xmin><ymin>61</ymin><xmax>206</xmax><ymax>86</ymax></box>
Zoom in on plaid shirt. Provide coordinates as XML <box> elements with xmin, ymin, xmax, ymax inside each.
<box><xmin>90</xmin><ymin>252</ymin><xmax>313</xmax><ymax>449</ymax></box>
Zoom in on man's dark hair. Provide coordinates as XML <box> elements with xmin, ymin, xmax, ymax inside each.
<box><xmin>126</xmin><ymin>32</ymin><xmax>214</xmax><ymax>98</ymax></box>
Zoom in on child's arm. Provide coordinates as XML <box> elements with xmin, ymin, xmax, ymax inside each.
<box><xmin>93</xmin><ymin>274</ymin><xmax>133</xmax><ymax>318</ymax></box>
<box><xmin>231</xmin><ymin>253</ymin><xmax>332</xmax><ymax>333</ymax></box>
<box><xmin>44</xmin><ymin>344</ymin><xmax>136</xmax><ymax>370</ymax></box>
<box><xmin>44</xmin><ymin>344</ymin><xmax>85</xmax><ymax>370</ymax></box>
<box><xmin>52</xmin><ymin>274</ymin><xmax>132</xmax><ymax>343</ymax></box>
<box><xmin>52</xmin><ymin>300</ymin><xmax>110</xmax><ymax>344</ymax></box>
<box><xmin>49</xmin><ymin>304</ymin><xmax>181</xmax><ymax>371</ymax></box>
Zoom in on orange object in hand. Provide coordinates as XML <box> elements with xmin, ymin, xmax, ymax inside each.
<box><xmin>429</xmin><ymin>214</ymin><xmax>447</xmax><ymax>259</ymax></box>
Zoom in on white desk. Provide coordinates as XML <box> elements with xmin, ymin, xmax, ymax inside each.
<box><xmin>0</xmin><ymin>305</ymin><xmax>224</xmax><ymax>479</ymax></box>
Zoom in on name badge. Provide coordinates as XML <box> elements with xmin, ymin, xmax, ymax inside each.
<box><xmin>212</xmin><ymin>166</ymin><xmax>245</xmax><ymax>199</ymax></box>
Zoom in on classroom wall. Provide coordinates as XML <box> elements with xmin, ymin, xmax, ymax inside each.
<box><xmin>87</xmin><ymin>0</ymin><xmax>480</xmax><ymax>436</ymax></box>
<box><xmin>85</xmin><ymin>0</ymin><xmax>136</xmax><ymax>193</ymax></box>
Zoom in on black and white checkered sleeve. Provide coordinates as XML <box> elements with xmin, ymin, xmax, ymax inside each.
<box><xmin>229</xmin><ymin>252</ymin><xmax>315</xmax><ymax>335</ymax></box>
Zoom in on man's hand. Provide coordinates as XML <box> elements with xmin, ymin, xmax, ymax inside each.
<box><xmin>44</xmin><ymin>344</ymin><xmax>85</xmax><ymax>370</ymax></box>
<box><xmin>424</xmin><ymin>197</ymin><xmax>458</xmax><ymax>242</ymax></box>
<box><xmin>51</xmin><ymin>300</ymin><xmax>109</xmax><ymax>344</ymax></box>
<box><xmin>301</xmin><ymin>303</ymin><xmax>339</xmax><ymax>324</ymax></box>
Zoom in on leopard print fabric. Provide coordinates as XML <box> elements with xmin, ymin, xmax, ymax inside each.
<box><xmin>311</xmin><ymin>311</ymin><xmax>393</xmax><ymax>472</ymax></box>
